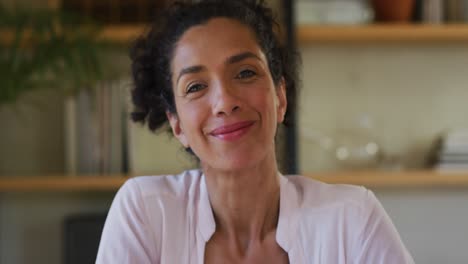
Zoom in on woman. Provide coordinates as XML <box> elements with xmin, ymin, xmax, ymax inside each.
<box><xmin>96</xmin><ymin>0</ymin><xmax>414</xmax><ymax>263</ymax></box>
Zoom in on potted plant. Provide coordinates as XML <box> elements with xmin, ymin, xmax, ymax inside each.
<box><xmin>0</xmin><ymin>5</ymin><xmax>120</xmax><ymax>105</ymax></box>
<box><xmin>0</xmin><ymin>6</ymin><xmax>126</xmax><ymax>175</ymax></box>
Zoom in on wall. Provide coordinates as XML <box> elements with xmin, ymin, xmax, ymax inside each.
<box><xmin>376</xmin><ymin>189</ymin><xmax>468</xmax><ymax>263</ymax></box>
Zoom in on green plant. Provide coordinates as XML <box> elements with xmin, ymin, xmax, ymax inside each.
<box><xmin>0</xmin><ymin>5</ymin><xmax>120</xmax><ymax>105</ymax></box>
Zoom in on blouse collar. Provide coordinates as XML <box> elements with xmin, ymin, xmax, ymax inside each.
<box><xmin>197</xmin><ymin>174</ymin><xmax>216</xmax><ymax>242</ymax></box>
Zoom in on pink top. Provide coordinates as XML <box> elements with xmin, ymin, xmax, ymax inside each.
<box><xmin>96</xmin><ymin>170</ymin><xmax>414</xmax><ymax>263</ymax></box>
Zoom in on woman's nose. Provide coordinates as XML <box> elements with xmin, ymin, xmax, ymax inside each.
<box><xmin>212</xmin><ymin>81</ymin><xmax>241</xmax><ymax>117</ymax></box>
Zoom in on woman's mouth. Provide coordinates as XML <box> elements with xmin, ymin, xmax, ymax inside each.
<box><xmin>210</xmin><ymin>121</ymin><xmax>255</xmax><ymax>141</ymax></box>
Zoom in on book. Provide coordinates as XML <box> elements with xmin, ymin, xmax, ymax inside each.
<box><xmin>64</xmin><ymin>81</ymin><xmax>126</xmax><ymax>176</ymax></box>
<box><xmin>422</xmin><ymin>0</ymin><xmax>444</xmax><ymax>23</ymax></box>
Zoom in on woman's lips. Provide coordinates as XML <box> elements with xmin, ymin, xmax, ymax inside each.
<box><xmin>210</xmin><ymin>121</ymin><xmax>255</xmax><ymax>141</ymax></box>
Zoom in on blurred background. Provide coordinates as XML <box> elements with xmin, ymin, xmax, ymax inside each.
<box><xmin>1</xmin><ymin>0</ymin><xmax>468</xmax><ymax>263</ymax></box>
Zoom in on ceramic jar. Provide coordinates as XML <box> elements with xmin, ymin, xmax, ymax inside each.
<box><xmin>372</xmin><ymin>0</ymin><xmax>415</xmax><ymax>22</ymax></box>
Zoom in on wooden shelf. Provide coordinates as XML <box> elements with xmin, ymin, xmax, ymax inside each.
<box><xmin>100</xmin><ymin>24</ymin><xmax>468</xmax><ymax>44</ymax></box>
<box><xmin>297</xmin><ymin>24</ymin><xmax>468</xmax><ymax>43</ymax></box>
<box><xmin>0</xmin><ymin>25</ymin><xmax>147</xmax><ymax>46</ymax></box>
<box><xmin>4</xmin><ymin>24</ymin><xmax>468</xmax><ymax>45</ymax></box>
<box><xmin>1</xmin><ymin>171</ymin><xmax>468</xmax><ymax>192</ymax></box>
<box><xmin>99</xmin><ymin>25</ymin><xmax>146</xmax><ymax>43</ymax></box>
<box><xmin>305</xmin><ymin>171</ymin><xmax>468</xmax><ymax>188</ymax></box>
<box><xmin>98</xmin><ymin>24</ymin><xmax>468</xmax><ymax>44</ymax></box>
<box><xmin>0</xmin><ymin>175</ymin><xmax>128</xmax><ymax>192</ymax></box>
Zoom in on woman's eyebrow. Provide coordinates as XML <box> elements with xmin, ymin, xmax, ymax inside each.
<box><xmin>226</xmin><ymin>52</ymin><xmax>261</xmax><ymax>65</ymax></box>
<box><xmin>176</xmin><ymin>52</ymin><xmax>260</xmax><ymax>85</ymax></box>
<box><xmin>176</xmin><ymin>65</ymin><xmax>206</xmax><ymax>85</ymax></box>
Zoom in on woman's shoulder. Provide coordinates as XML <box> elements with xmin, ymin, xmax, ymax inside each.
<box><xmin>282</xmin><ymin>177</ymin><xmax>414</xmax><ymax>263</ymax></box>
<box><xmin>283</xmin><ymin>175</ymin><xmax>383</xmax><ymax>244</ymax></box>
<box><xmin>121</xmin><ymin>169</ymin><xmax>204</xmax><ymax>201</ymax></box>
<box><xmin>284</xmin><ymin>175</ymin><xmax>373</xmax><ymax>212</ymax></box>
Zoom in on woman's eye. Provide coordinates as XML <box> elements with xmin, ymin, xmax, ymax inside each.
<box><xmin>236</xmin><ymin>69</ymin><xmax>256</xmax><ymax>79</ymax></box>
<box><xmin>186</xmin><ymin>83</ymin><xmax>206</xmax><ymax>94</ymax></box>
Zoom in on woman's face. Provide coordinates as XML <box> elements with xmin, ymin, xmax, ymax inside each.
<box><xmin>168</xmin><ymin>18</ymin><xmax>287</xmax><ymax>171</ymax></box>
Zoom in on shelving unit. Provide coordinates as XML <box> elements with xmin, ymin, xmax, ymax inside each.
<box><xmin>2</xmin><ymin>24</ymin><xmax>468</xmax><ymax>191</ymax></box>
<box><xmin>1</xmin><ymin>171</ymin><xmax>468</xmax><ymax>192</ymax></box>
<box><xmin>3</xmin><ymin>14</ymin><xmax>468</xmax><ymax>190</ymax></box>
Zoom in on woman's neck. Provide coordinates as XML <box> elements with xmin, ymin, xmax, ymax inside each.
<box><xmin>202</xmin><ymin>151</ymin><xmax>281</xmax><ymax>250</ymax></box>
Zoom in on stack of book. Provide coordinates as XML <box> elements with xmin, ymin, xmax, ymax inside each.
<box><xmin>64</xmin><ymin>80</ymin><xmax>128</xmax><ymax>176</ymax></box>
<box><xmin>434</xmin><ymin>130</ymin><xmax>468</xmax><ymax>171</ymax></box>
<box><xmin>421</xmin><ymin>0</ymin><xmax>444</xmax><ymax>23</ymax></box>
<box><xmin>445</xmin><ymin>0</ymin><xmax>468</xmax><ymax>22</ymax></box>
<box><xmin>419</xmin><ymin>0</ymin><xmax>468</xmax><ymax>23</ymax></box>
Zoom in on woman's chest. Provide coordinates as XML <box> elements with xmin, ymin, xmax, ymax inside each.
<box><xmin>203</xmin><ymin>233</ymin><xmax>289</xmax><ymax>264</ymax></box>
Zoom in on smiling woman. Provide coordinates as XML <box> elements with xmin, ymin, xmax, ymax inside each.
<box><xmin>96</xmin><ymin>1</ymin><xmax>415</xmax><ymax>263</ymax></box>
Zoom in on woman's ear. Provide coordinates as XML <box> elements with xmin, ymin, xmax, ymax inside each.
<box><xmin>276</xmin><ymin>77</ymin><xmax>287</xmax><ymax>124</ymax></box>
<box><xmin>166</xmin><ymin>111</ymin><xmax>189</xmax><ymax>148</ymax></box>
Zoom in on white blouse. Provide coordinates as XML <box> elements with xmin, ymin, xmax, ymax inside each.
<box><xmin>96</xmin><ymin>170</ymin><xmax>414</xmax><ymax>263</ymax></box>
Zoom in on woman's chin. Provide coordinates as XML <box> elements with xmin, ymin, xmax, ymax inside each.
<box><xmin>203</xmin><ymin>160</ymin><xmax>251</xmax><ymax>172</ymax></box>
<box><xmin>202</xmin><ymin>150</ymin><xmax>272</xmax><ymax>173</ymax></box>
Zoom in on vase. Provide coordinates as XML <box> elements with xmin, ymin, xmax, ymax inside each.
<box><xmin>372</xmin><ymin>0</ymin><xmax>415</xmax><ymax>22</ymax></box>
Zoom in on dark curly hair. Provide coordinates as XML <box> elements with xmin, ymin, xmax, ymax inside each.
<box><xmin>130</xmin><ymin>0</ymin><xmax>299</xmax><ymax>132</ymax></box>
